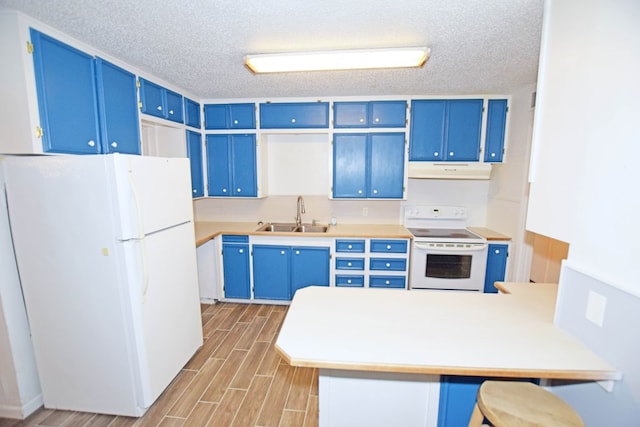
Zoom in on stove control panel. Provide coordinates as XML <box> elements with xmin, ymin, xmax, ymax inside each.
<box><xmin>404</xmin><ymin>205</ymin><xmax>468</xmax><ymax>220</ymax></box>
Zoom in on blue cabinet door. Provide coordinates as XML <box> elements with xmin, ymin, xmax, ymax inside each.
<box><xmin>139</xmin><ymin>78</ymin><xmax>165</xmax><ymax>119</ymax></box>
<box><xmin>333</xmin><ymin>102</ymin><xmax>368</xmax><ymax>127</ymax></box>
<box><xmin>438</xmin><ymin>376</ymin><xmax>484</xmax><ymax>427</ymax></box>
<box><xmin>369</xmin><ymin>101</ymin><xmax>407</xmax><ymax>127</ymax></box>
<box><xmin>446</xmin><ymin>99</ymin><xmax>483</xmax><ymax>161</ymax></box>
<box><xmin>333</xmin><ymin>134</ymin><xmax>368</xmax><ymax>198</ymax></box>
<box><xmin>186</xmin><ymin>130</ymin><xmax>204</xmax><ymax>197</ymax></box>
<box><xmin>259</xmin><ymin>102</ymin><xmax>330</xmax><ymax>129</ymax></box>
<box><xmin>206</xmin><ymin>134</ymin><xmax>232</xmax><ymax>196</ymax></box>
<box><xmin>95</xmin><ymin>58</ymin><xmax>140</xmax><ymax>154</ymax></box>
<box><xmin>222</xmin><ymin>243</ymin><xmax>251</xmax><ymax>299</ymax></box>
<box><xmin>184</xmin><ymin>98</ymin><xmax>201</xmax><ymax>128</ymax></box>
<box><xmin>203</xmin><ymin>104</ymin><xmax>228</xmax><ymax>129</ymax></box>
<box><xmin>369</xmin><ymin>133</ymin><xmax>405</xmax><ymax>198</ymax></box>
<box><xmin>230</xmin><ymin>134</ymin><xmax>257</xmax><ymax>197</ymax></box>
<box><xmin>483</xmin><ymin>243</ymin><xmax>509</xmax><ymax>293</ymax></box>
<box><xmin>164</xmin><ymin>89</ymin><xmax>183</xmax><ymax>123</ymax></box>
<box><xmin>30</xmin><ymin>29</ymin><xmax>101</xmax><ymax>154</ymax></box>
<box><xmin>291</xmin><ymin>247</ymin><xmax>330</xmax><ymax>296</ymax></box>
<box><xmin>484</xmin><ymin>99</ymin><xmax>508</xmax><ymax>162</ymax></box>
<box><xmin>409</xmin><ymin>100</ymin><xmax>446</xmax><ymax>161</ymax></box>
<box><xmin>253</xmin><ymin>245</ymin><xmax>290</xmax><ymax>300</ymax></box>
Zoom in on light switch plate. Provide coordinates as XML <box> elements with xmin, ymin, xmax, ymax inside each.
<box><xmin>585</xmin><ymin>290</ymin><xmax>607</xmax><ymax>327</ymax></box>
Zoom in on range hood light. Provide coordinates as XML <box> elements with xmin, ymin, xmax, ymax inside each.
<box><xmin>244</xmin><ymin>47</ymin><xmax>430</xmax><ymax>74</ymax></box>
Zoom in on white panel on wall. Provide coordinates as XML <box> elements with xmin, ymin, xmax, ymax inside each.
<box><xmin>265</xmin><ymin>134</ymin><xmax>329</xmax><ymax>196</ymax></box>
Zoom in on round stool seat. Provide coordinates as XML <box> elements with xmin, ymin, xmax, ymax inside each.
<box><xmin>474</xmin><ymin>380</ymin><xmax>584</xmax><ymax>427</ymax></box>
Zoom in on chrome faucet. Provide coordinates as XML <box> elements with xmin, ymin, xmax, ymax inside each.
<box><xmin>295</xmin><ymin>195</ymin><xmax>306</xmax><ymax>228</ymax></box>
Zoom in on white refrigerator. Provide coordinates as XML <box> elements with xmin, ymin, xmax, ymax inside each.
<box><xmin>2</xmin><ymin>153</ymin><xmax>203</xmax><ymax>417</ymax></box>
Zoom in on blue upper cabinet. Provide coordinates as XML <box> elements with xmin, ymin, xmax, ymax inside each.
<box><xmin>30</xmin><ymin>29</ymin><xmax>101</xmax><ymax>154</ymax></box>
<box><xmin>204</xmin><ymin>103</ymin><xmax>255</xmax><ymax>130</ymax></box>
<box><xmin>334</xmin><ymin>101</ymin><xmax>407</xmax><ymax>128</ymax></box>
<box><xmin>410</xmin><ymin>99</ymin><xmax>483</xmax><ymax>161</ymax></box>
<box><xmin>184</xmin><ymin>98</ymin><xmax>201</xmax><ymax>128</ymax></box>
<box><xmin>95</xmin><ymin>58</ymin><xmax>140</xmax><ymax>154</ymax></box>
<box><xmin>139</xmin><ymin>77</ymin><xmax>184</xmax><ymax>124</ymax></box>
<box><xmin>484</xmin><ymin>99</ymin><xmax>508</xmax><ymax>162</ymax></box>
<box><xmin>186</xmin><ymin>130</ymin><xmax>204</xmax><ymax>198</ymax></box>
<box><xmin>206</xmin><ymin>134</ymin><xmax>257</xmax><ymax>197</ymax></box>
<box><xmin>259</xmin><ymin>102</ymin><xmax>330</xmax><ymax>129</ymax></box>
<box><xmin>333</xmin><ymin>132</ymin><xmax>405</xmax><ymax>199</ymax></box>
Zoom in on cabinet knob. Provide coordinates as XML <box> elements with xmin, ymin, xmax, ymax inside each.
<box><xmin>281</xmin><ymin>250</ymin><xmax>286</xmax><ymax>255</ymax></box>
<box><xmin>347</xmin><ymin>279</ymin><xmax>352</xmax><ymax>284</ymax></box>
<box><xmin>449</xmin><ymin>151</ymin><xmax>454</xmax><ymax>156</ymax></box>
<box><xmin>386</xmin><ymin>245</ymin><xmax>391</xmax><ymax>250</ymax></box>
<box><xmin>233</xmin><ymin>119</ymin><xmax>239</xmax><ymax>125</ymax></box>
<box><xmin>491</xmin><ymin>152</ymin><xmax>496</xmax><ymax>157</ymax></box>
<box><xmin>347</xmin><ymin>262</ymin><xmax>352</xmax><ymax>267</ymax></box>
<box><xmin>239</xmin><ymin>249</ymin><xmax>244</xmax><ymax>254</ymax></box>
<box><xmin>433</xmin><ymin>151</ymin><xmax>439</xmax><ymax>157</ymax></box>
<box><xmin>236</xmin><ymin>188</ymin><xmax>241</xmax><ymax>193</ymax></box>
<box><xmin>291</xmin><ymin>118</ymin><xmax>296</xmax><ymax>123</ymax></box>
<box><xmin>87</xmin><ymin>140</ymin><xmax>96</xmax><ymax>147</ymax></box>
<box><xmin>374</xmin><ymin>117</ymin><xmax>380</xmax><ymax>123</ymax></box>
<box><xmin>373</xmin><ymin>189</ymin><xmax>378</xmax><ymax>194</ymax></box>
<box><xmin>385</xmin><ymin>280</ymin><xmax>390</xmax><ymax>285</ymax></box>
<box><xmin>358</xmin><ymin>189</ymin><xmax>363</xmax><ymax>194</ymax></box>
<box><xmin>193</xmin><ymin>189</ymin><xmax>197</xmax><ymax>193</ymax></box>
<box><xmin>386</xmin><ymin>263</ymin><xmax>391</xmax><ymax>268</ymax></box>
<box><xmin>111</xmin><ymin>141</ymin><xmax>118</xmax><ymax>148</ymax></box>
<box><xmin>295</xmin><ymin>250</ymin><xmax>300</xmax><ymax>255</ymax></box>
<box><xmin>495</xmin><ymin>249</ymin><xmax>501</xmax><ymax>254</ymax></box>
<box><xmin>156</xmin><ymin>105</ymin><xmax>162</xmax><ymax>111</ymax></box>
<box><xmin>347</xmin><ymin>244</ymin><xmax>353</xmax><ymax>249</ymax></box>
<box><xmin>359</xmin><ymin>118</ymin><xmax>365</xmax><ymax>123</ymax></box>
<box><xmin>222</xmin><ymin>188</ymin><xmax>227</xmax><ymax>193</ymax></box>
<box><xmin>169</xmin><ymin>109</ymin><xmax>174</xmax><ymax>115</ymax></box>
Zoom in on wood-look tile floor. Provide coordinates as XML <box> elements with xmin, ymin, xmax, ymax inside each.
<box><xmin>0</xmin><ymin>303</ymin><xmax>318</xmax><ymax>427</ymax></box>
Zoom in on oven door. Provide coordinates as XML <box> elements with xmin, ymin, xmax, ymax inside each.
<box><xmin>409</xmin><ymin>242</ymin><xmax>488</xmax><ymax>291</ymax></box>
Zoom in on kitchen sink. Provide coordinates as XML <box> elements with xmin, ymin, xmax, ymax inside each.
<box><xmin>255</xmin><ymin>222</ymin><xmax>328</xmax><ymax>233</ymax></box>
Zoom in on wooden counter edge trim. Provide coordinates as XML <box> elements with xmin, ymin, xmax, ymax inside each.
<box><xmin>494</xmin><ymin>282</ymin><xmax>511</xmax><ymax>293</ymax></box>
<box><xmin>275</xmin><ymin>345</ymin><xmax>621</xmax><ymax>381</ymax></box>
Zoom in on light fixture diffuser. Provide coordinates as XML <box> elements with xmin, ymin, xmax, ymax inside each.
<box><xmin>244</xmin><ymin>47</ymin><xmax>430</xmax><ymax>73</ymax></box>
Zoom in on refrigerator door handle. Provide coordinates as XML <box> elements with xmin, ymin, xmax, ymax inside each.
<box><xmin>140</xmin><ymin>238</ymin><xmax>150</xmax><ymax>302</ymax></box>
<box><xmin>127</xmin><ymin>168</ymin><xmax>146</xmax><ymax>240</ymax></box>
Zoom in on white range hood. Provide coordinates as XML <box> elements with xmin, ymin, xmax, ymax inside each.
<box><xmin>407</xmin><ymin>162</ymin><xmax>493</xmax><ymax>180</ymax></box>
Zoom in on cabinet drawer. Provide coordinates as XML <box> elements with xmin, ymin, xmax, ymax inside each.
<box><xmin>335</xmin><ymin>275</ymin><xmax>365</xmax><ymax>287</ymax></box>
<box><xmin>370</xmin><ymin>258</ymin><xmax>407</xmax><ymax>271</ymax></box>
<box><xmin>369</xmin><ymin>275</ymin><xmax>406</xmax><ymax>289</ymax></box>
<box><xmin>335</xmin><ymin>258</ymin><xmax>365</xmax><ymax>270</ymax></box>
<box><xmin>335</xmin><ymin>239</ymin><xmax>366</xmax><ymax>253</ymax></box>
<box><xmin>222</xmin><ymin>235</ymin><xmax>249</xmax><ymax>243</ymax></box>
<box><xmin>370</xmin><ymin>240</ymin><xmax>408</xmax><ymax>253</ymax></box>
<box><xmin>260</xmin><ymin>102</ymin><xmax>329</xmax><ymax>129</ymax></box>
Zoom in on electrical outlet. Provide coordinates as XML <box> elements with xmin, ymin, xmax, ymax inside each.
<box><xmin>362</xmin><ymin>207</ymin><xmax>368</xmax><ymax>217</ymax></box>
<box><xmin>585</xmin><ymin>290</ymin><xmax>606</xmax><ymax>327</ymax></box>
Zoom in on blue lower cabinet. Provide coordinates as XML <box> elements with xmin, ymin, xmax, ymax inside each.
<box><xmin>252</xmin><ymin>245</ymin><xmax>330</xmax><ymax>300</ymax></box>
<box><xmin>222</xmin><ymin>237</ymin><xmax>251</xmax><ymax>299</ymax></box>
<box><xmin>483</xmin><ymin>243</ymin><xmax>509</xmax><ymax>293</ymax></box>
<box><xmin>253</xmin><ymin>245</ymin><xmax>290</xmax><ymax>300</ymax></box>
<box><xmin>335</xmin><ymin>275</ymin><xmax>365</xmax><ymax>287</ymax></box>
<box><xmin>369</xmin><ymin>275</ymin><xmax>406</xmax><ymax>289</ymax></box>
<box><xmin>291</xmin><ymin>247</ymin><xmax>330</xmax><ymax>296</ymax></box>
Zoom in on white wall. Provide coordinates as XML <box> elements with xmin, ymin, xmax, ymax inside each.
<box><xmin>529</xmin><ymin>0</ymin><xmax>640</xmax><ymax>424</ymax></box>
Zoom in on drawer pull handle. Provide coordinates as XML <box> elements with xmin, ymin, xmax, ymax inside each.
<box><xmin>386</xmin><ymin>263</ymin><xmax>391</xmax><ymax>268</ymax></box>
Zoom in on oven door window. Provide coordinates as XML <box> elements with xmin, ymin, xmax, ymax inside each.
<box><xmin>425</xmin><ymin>254</ymin><xmax>472</xmax><ymax>279</ymax></box>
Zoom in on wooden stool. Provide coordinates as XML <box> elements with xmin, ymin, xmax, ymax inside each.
<box><xmin>468</xmin><ymin>380</ymin><xmax>584</xmax><ymax>427</ymax></box>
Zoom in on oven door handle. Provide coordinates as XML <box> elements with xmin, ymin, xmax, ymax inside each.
<box><xmin>413</xmin><ymin>242</ymin><xmax>487</xmax><ymax>252</ymax></box>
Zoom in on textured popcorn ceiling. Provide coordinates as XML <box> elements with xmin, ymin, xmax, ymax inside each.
<box><xmin>0</xmin><ymin>0</ymin><xmax>544</xmax><ymax>99</ymax></box>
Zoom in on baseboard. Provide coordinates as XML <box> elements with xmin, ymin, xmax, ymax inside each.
<box><xmin>0</xmin><ymin>393</ymin><xmax>43</xmax><ymax>420</ymax></box>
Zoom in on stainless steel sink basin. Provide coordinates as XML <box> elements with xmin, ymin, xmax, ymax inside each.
<box><xmin>255</xmin><ymin>222</ymin><xmax>328</xmax><ymax>233</ymax></box>
<box><xmin>256</xmin><ymin>223</ymin><xmax>298</xmax><ymax>232</ymax></box>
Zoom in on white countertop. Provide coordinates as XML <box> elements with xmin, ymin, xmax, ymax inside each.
<box><xmin>275</xmin><ymin>285</ymin><xmax>620</xmax><ymax>380</ymax></box>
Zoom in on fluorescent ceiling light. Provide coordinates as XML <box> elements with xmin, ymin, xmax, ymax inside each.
<box><xmin>244</xmin><ymin>47</ymin><xmax>430</xmax><ymax>73</ymax></box>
